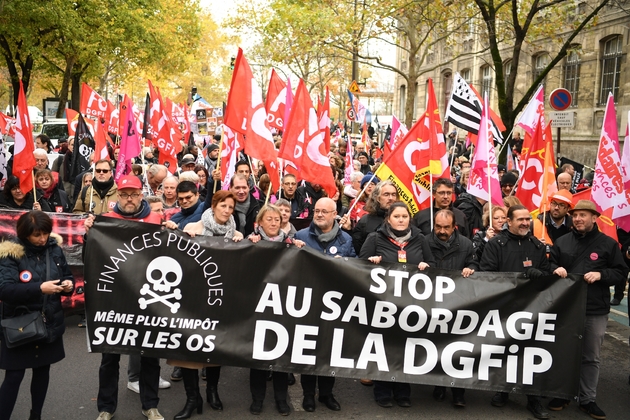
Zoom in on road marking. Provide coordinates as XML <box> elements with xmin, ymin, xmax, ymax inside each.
<box><xmin>610</xmin><ymin>307</ymin><xmax>628</xmax><ymax>318</ymax></box>
<box><xmin>605</xmin><ymin>330</ymin><xmax>628</xmax><ymax>343</ymax></box>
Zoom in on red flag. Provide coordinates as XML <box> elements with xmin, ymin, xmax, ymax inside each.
<box><xmin>224</xmin><ymin>48</ymin><xmax>279</xmax><ymax>191</ymax></box>
<box><xmin>515</xmin><ymin>114</ymin><xmax>550</xmax><ymax>211</ymax></box>
<box><xmin>423</xmin><ymin>79</ymin><xmax>449</xmax><ymax>177</ymax></box>
<box><xmin>148</xmin><ymin>80</ymin><xmax>180</xmax><ymax>172</ymax></box>
<box><xmin>265</xmin><ymin>69</ymin><xmax>287</xmax><ymax>130</ymax></box>
<box><xmin>80</xmin><ymin>83</ymin><xmax>110</xmax><ymax>121</ymax></box>
<box><xmin>591</xmin><ymin>93</ymin><xmax>630</xmax><ymax>228</ymax></box>
<box><xmin>12</xmin><ymin>81</ymin><xmax>36</xmax><ymax>193</ymax></box>
<box><xmin>317</xmin><ymin>87</ymin><xmax>331</xmax><ymax>147</ymax></box>
<box><xmin>93</xmin><ymin>120</ymin><xmax>111</xmax><ymax>163</ymax></box>
<box><xmin>0</xmin><ymin>112</ymin><xmax>13</xmax><ymax>135</ymax></box>
<box><xmin>165</xmin><ymin>97</ymin><xmax>184</xmax><ymax>141</ymax></box>
<box><xmin>280</xmin><ymin>79</ymin><xmax>336</xmax><ymax>198</ymax></box>
<box><xmin>106</xmin><ymin>100</ymin><xmax>119</xmax><ymax>135</ymax></box>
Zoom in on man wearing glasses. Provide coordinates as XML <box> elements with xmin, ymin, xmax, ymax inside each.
<box><xmin>73</xmin><ymin>160</ymin><xmax>119</xmax><ymax>214</ymax></box>
<box><xmin>294</xmin><ymin>198</ymin><xmax>356</xmax><ymax>412</ymax></box>
<box><xmin>164</xmin><ymin>181</ymin><xmax>204</xmax><ymax>230</ymax></box>
<box><xmin>84</xmin><ymin>174</ymin><xmax>165</xmax><ymax>420</ymax></box>
<box><xmin>532</xmin><ymin>190</ymin><xmax>574</xmax><ymax>246</ymax></box>
<box><xmin>412</xmin><ymin>178</ymin><xmax>470</xmax><ymax>238</ymax></box>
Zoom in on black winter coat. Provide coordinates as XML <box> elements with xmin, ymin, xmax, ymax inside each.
<box><xmin>550</xmin><ymin>226</ymin><xmax>628</xmax><ymax>316</ymax></box>
<box><xmin>412</xmin><ymin>205</ymin><xmax>470</xmax><ymax>239</ymax></box>
<box><xmin>427</xmin><ymin>230</ymin><xmax>478</xmax><ymax>271</ymax></box>
<box><xmin>455</xmin><ymin>193</ymin><xmax>485</xmax><ymax>236</ymax></box>
<box><xmin>360</xmin><ymin>225</ymin><xmax>436</xmax><ymax>267</ymax></box>
<box><xmin>41</xmin><ymin>187</ymin><xmax>72</xmax><ymax>213</ymax></box>
<box><xmin>352</xmin><ymin>210</ymin><xmax>386</xmax><ymax>255</ymax></box>
<box><xmin>0</xmin><ymin>234</ymin><xmax>74</xmax><ymax>369</ymax></box>
<box><xmin>479</xmin><ymin>230</ymin><xmax>550</xmax><ymax>275</ymax></box>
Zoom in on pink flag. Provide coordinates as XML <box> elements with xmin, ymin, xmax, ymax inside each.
<box><xmin>344</xmin><ymin>131</ymin><xmax>354</xmax><ymax>184</ymax></box>
<box><xmin>515</xmin><ymin>85</ymin><xmax>544</xmax><ymax>137</ymax></box>
<box><xmin>467</xmin><ymin>94</ymin><xmax>503</xmax><ymax>207</ymax></box>
<box><xmin>622</xmin><ymin>112</ymin><xmax>630</xmax><ymax>191</ymax></box>
<box><xmin>592</xmin><ymin>93</ymin><xmax>630</xmax><ymax>230</ymax></box>
<box><xmin>219</xmin><ymin>125</ymin><xmax>242</xmax><ymax>190</ymax></box>
<box><xmin>115</xmin><ymin>96</ymin><xmax>141</xmax><ymax>181</ymax></box>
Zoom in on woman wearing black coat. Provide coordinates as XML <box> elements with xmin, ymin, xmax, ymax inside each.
<box><xmin>35</xmin><ymin>169</ymin><xmax>72</xmax><ymax>213</ymax></box>
<box><xmin>359</xmin><ymin>201</ymin><xmax>436</xmax><ymax>409</ymax></box>
<box><xmin>0</xmin><ymin>176</ymin><xmax>51</xmax><ymax>212</ymax></box>
<box><xmin>0</xmin><ymin>211</ymin><xmax>74</xmax><ymax>420</ymax></box>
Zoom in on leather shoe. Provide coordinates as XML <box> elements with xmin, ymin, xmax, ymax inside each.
<box><xmin>433</xmin><ymin>386</ymin><xmax>446</xmax><ymax>402</ymax></box>
<box><xmin>250</xmin><ymin>400</ymin><xmax>263</xmax><ymax>415</ymax></box>
<box><xmin>491</xmin><ymin>392</ymin><xmax>509</xmax><ymax>407</ymax></box>
<box><xmin>206</xmin><ymin>387</ymin><xmax>223</xmax><ymax>411</ymax></box>
<box><xmin>376</xmin><ymin>397</ymin><xmax>393</xmax><ymax>408</ymax></box>
<box><xmin>287</xmin><ymin>373</ymin><xmax>296</xmax><ymax>385</ymax></box>
<box><xmin>527</xmin><ymin>398</ymin><xmax>549</xmax><ymax>419</ymax></box>
<box><xmin>395</xmin><ymin>397</ymin><xmax>411</xmax><ymax>407</ymax></box>
<box><xmin>360</xmin><ymin>378</ymin><xmax>373</xmax><ymax>386</ymax></box>
<box><xmin>276</xmin><ymin>400</ymin><xmax>290</xmax><ymax>416</ymax></box>
<box><xmin>170</xmin><ymin>367</ymin><xmax>183</xmax><ymax>382</ymax></box>
<box><xmin>302</xmin><ymin>395</ymin><xmax>316</xmax><ymax>412</ymax></box>
<box><xmin>452</xmin><ymin>391</ymin><xmax>466</xmax><ymax>408</ymax></box>
<box><xmin>318</xmin><ymin>394</ymin><xmax>341</xmax><ymax>411</ymax></box>
<box><xmin>611</xmin><ymin>297</ymin><xmax>621</xmax><ymax>305</ymax></box>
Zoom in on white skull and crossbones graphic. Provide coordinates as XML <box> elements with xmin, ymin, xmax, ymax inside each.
<box><xmin>138</xmin><ymin>256</ymin><xmax>183</xmax><ymax>314</ymax></box>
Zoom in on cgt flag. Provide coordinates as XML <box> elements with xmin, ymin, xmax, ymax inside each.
<box><xmin>265</xmin><ymin>69</ymin><xmax>288</xmax><ymax>130</ymax></box>
<box><xmin>84</xmin><ymin>218</ymin><xmax>586</xmax><ymax>399</ymax></box>
<box><xmin>12</xmin><ymin>81</ymin><xmax>36</xmax><ymax>193</ymax></box>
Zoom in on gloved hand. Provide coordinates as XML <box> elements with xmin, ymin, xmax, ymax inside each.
<box><xmin>526</xmin><ymin>268</ymin><xmax>543</xmax><ymax>279</ymax></box>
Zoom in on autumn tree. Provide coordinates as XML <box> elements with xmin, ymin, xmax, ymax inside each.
<box><xmin>471</xmin><ymin>0</ymin><xmax>610</xmax><ymax>134</ymax></box>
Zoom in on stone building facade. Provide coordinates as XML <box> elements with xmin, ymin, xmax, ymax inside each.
<box><xmin>392</xmin><ymin>4</ymin><xmax>630</xmax><ymax>166</ymax></box>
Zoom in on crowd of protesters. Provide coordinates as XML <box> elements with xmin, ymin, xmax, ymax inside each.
<box><xmin>0</xmin><ymin>128</ymin><xmax>629</xmax><ymax>420</ymax></box>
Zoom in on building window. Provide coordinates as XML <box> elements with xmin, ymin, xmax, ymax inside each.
<box><xmin>399</xmin><ymin>85</ymin><xmax>406</xmax><ymax>118</ymax></box>
<box><xmin>461</xmin><ymin>69</ymin><xmax>471</xmax><ymax>83</ymax></box>
<box><xmin>563</xmin><ymin>51</ymin><xmax>580</xmax><ymax>107</ymax></box>
<box><xmin>533</xmin><ymin>54</ymin><xmax>549</xmax><ymax>87</ymax></box>
<box><xmin>481</xmin><ymin>65</ymin><xmax>492</xmax><ymax>105</ymax></box>
<box><xmin>600</xmin><ymin>36</ymin><xmax>622</xmax><ymax>104</ymax></box>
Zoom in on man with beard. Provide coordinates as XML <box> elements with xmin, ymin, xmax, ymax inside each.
<box><xmin>532</xmin><ymin>189</ymin><xmax>573</xmax><ymax>245</ymax></box>
<box><xmin>84</xmin><ymin>175</ymin><xmax>165</xmax><ymax>420</ymax></box>
<box><xmin>73</xmin><ymin>160</ymin><xmax>118</xmax><ymax>215</ymax></box>
<box><xmin>480</xmin><ymin>204</ymin><xmax>550</xmax><ymax>419</ymax></box>
<box><xmin>427</xmin><ymin>210</ymin><xmax>477</xmax><ymax>408</ymax></box>
<box><xmin>204</xmin><ymin>143</ymin><xmax>220</xmax><ymax>172</ymax></box>
<box><xmin>413</xmin><ymin>178</ymin><xmax>469</xmax><ymax>238</ymax></box>
<box><xmin>547</xmin><ymin>200</ymin><xmax>627</xmax><ymax>419</ymax></box>
<box><xmin>165</xmin><ymin>181</ymin><xmax>204</xmax><ymax>229</ymax></box>
<box><xmin>294</xmin><ymin>198</ymin><xmax>355</xmax><ymax>412</ymax></box>
<box><xmin>350</xmin><ymin>180</ymin><xmax>398</xmax><ymax>255</ymax></box>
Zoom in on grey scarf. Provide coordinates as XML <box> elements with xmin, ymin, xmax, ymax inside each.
<box><xmin>234</xmin><ymin>195</ymin><xmax>250</xmax><ymax>233</ymax></box>
<box><xmin>258</xmin><ymin>227</ymin><xmax>288</xmax><ymax>242</ymax></box>
<box><xmin>314</xmin><ymin>221</ymin><xmax>340</xmax><ymax>243</ymax></box>
<box><xmin>433</xmin><ymin>231</ymin><xmax>456</xmax><ymax>249</ymax></box>
<box><xmin>384</xmin><ymin>223</ymin><xmax>412</xmax><ymax>244</ymax></box>
<box><xmin>201</xmin><ymin>208</ymin><xmax>236</xmax><ymax>238</ymax></box>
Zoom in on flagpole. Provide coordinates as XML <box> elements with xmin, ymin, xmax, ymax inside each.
<box><xmin>498</xmin><ymin>127</ymin><xmax>515</xmax><ymax>156</ymax></box>
<box><xmin>88</xmin><ymin>166</ymin><xmax>96</xmax><ymax>212</ymax></box>
<box><xmin>430</xmin><ymin>173</ymin><xmax>434</xmax><ymax>230</ymax></box>
<box><xmin>346</xmin><ymin>172</ymin><xmax>376</xmax><ymax>214</ymax></box>
<box><xmin>264</xmin><ymin>183</ymin><xmax>272</xmax><ymax>205</ymax></box>
<box><xmin>213</xmin><ymin>129</ymin><xmax>225</xmax><ymax>194</ymax></box>
<box><xmin>32</xmin><ymin>172</ymin><xmax>37</xmax><ymax>208</ymax></box>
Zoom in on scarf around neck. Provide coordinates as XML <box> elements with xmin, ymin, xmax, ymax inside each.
<box><xmin>235</xmin><ymin>194</ymin><xmax>250</xmax><ymax>232</ymax></box>
<box><xmin>201</xmin><ymin>208</ymin><xmax>236</xmax><ymax>238</ymax></box>
<box><xmin>314</xmin><ymin>220</ymin><xmax>340</xmax><ymax>243</ymax></box>
<box><xmin>384</xmin><ymin>222</ymin><xmax>412</xmax><ymax>244</ymax></box>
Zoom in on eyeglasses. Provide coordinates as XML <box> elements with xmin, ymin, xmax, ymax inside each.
<box><xmin>95</xmin><ymin>169</ymin><xmax>111</xmax><ymax>174</ymax></box>
<box><xmin>314</xmin><ymin>209</ymin><xmax>334</xmax><ymax>215</ymax></box>
<box><xmin>550</xmin><ymin>201</ymin><xmax>568</xmax><ymax>209</ymax></box>
<box><xmin>119</xmin><ymin>193</ymin><xmax>141</xmax><ymax>199</ymax></box>
<box><xmin>435</xmin><ymin>191</ymin><xmax>453</xmax><ymax>196</ymax></box>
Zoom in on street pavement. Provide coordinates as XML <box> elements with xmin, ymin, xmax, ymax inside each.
<box><xmin>2</xmin><ymin>312</ymin><xmax>629</xmax><ymax>420</ymax></box>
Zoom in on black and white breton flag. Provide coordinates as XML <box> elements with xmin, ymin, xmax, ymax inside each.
<box><xmin>445</xmin><ymin>72</ymin><xmax>503</xmax><ymax>144</ymax></box>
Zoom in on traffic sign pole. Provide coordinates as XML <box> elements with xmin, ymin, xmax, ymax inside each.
<box><xmin>549</xmin><ymin>88</ymin><xmax>573</xmax><ymax>158</ymax></box>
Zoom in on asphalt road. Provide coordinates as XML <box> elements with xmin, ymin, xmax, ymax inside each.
<box><xmin>2</xmin><ymin>314</ymin><xmax>629</xmax><ymax>420</ymax></box>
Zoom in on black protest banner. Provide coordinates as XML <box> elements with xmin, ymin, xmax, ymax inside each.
<box><xmin>0</xmin><ymin>209</ymin><xmax>87</xmax><ymax>314</ymax></box>
<box><xmin>84</xmin><ymin>217</ymin><xmax>586</xmax><ymax>399</ymax></box>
